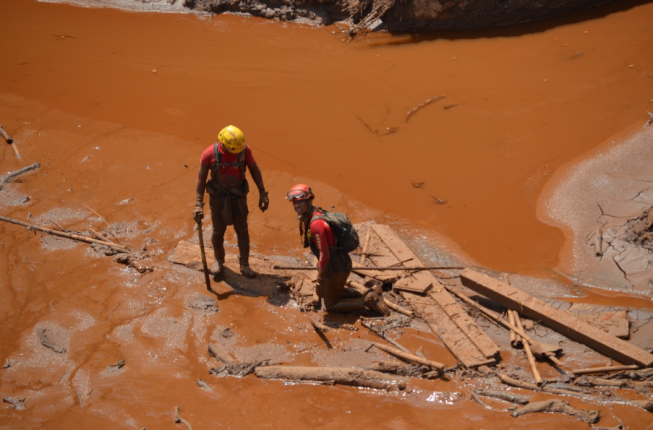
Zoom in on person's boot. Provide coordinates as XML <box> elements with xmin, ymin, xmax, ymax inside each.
<box><xmin>211</xmin><ymin>259</ymin><xmax>224</xmax><ymax>281</ymax></box>
<box><xmin>240</xmin><ymin>265</ymin><xmax>257</xmax><ymax>278</ymax></box>
<box><xmin>364</xmin><ymin>286</ymin><xmax>391</xmax><ymax>316</ymax></box>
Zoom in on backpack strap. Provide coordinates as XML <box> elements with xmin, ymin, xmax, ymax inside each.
<box><xmin>213</xmin><ymin>142</ymin><xmax>247</xmax><ymax>174</ymax></box>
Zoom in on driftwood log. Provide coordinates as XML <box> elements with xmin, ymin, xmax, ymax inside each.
<box><xmin>254</xmin><ymin>366</ymin><xmax>408</xmax><ymax>390</ymax></box>
<box><xmin>510</xmin><ymin>399</ymin><xmax>600</xmax><ymax>423</ymax></box>
<box><xmin>474</xmin><ymin>389</ymin><xmax>530</xmax><ymax>405</ymax></box>
<box><xmin>0</xmin><ymin>215</ymin><xmax>130</xmax><ymax>253</ymax></box>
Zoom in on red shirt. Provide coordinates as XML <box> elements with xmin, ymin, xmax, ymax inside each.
<box><xmin>309</xmin><ymin>216</ymin><xmax>335</xmax><ymax>272</ymax></box>
<box><xmin>200</xmin><ymin>143</ymin><xmax>257</xmax><ymax>182</ymax></box>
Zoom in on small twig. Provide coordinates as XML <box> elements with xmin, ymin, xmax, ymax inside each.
<box><xmin>73</xmin><ymin>384</ymin><xmax>83</xmax><ymax>406</ymax></box>
<box><xmin>83</xmin><ymin>204</ymin><xmax>121</xmax><ymax>244</ymax></box>
<box><xmin>173</xmin><ymin>406</ymin><xmax>194</xmax><ymax>430</ymax></box>
<box><xmin>108</xmin><ymin>303</ymin><xmax>120</xmax><ymax>314</ymax></box>
<box><xmin>406</xmin><ymin>94</ymin><xmax>445</xmax><ymax>122</ymax></box>
<box><xmin>0</xmin><ymin>125</ymin><xmax>14</xmax><ymax>143</ymax></box>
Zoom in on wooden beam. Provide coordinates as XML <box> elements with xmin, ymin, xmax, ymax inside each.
<box><xmin>460</xmin><ymin>269</ymin><xmax>653</xmax><ymax>367</ymax></box>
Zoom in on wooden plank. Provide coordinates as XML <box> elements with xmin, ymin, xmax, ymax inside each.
<box><xmin>402</xmin><ymin>292</ymin><xmax>497</xmax><ymax>368</ymax></box>
<box><xmin>372</xmin><ymin>224</ymin><xmax>432</xmax><ymax>294</ymax></box>
<box><xmin>569</xmin><ymin>306</ymin><xmax>630</xmax><ymax>339</ymax></box>
<box><xmin>460</xmin><ymin>269</ymin><xmax>653</xmax><ymax>367</ymax></box>
<box><xmin>429</xmin><ymin>283</ymin><xmax>500</xmax><ymax>360</ymax></box>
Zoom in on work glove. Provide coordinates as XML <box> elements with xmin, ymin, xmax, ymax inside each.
<box><xmin>193</xmin><ymin>206</ymin><xmax>204</xmax><ymax>223</ymax></box>
<box><xmin>259</xmin><ymin>191</ymin><xmax>269</xmax><ymax>212</ymax></box>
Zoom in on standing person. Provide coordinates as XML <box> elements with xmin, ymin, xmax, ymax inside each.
<box><xmin>286</xmin><ymin>184</ymin><xmax>389</xmax><ymax>315</ymax></box>
<box><xmin>193</xmin><ymin>125</ymin><xmax>269</xmax><ymax>279</ymax></box>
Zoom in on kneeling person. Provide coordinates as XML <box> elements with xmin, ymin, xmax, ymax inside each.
<box><xmin>286</xmin><ymin>184</ymin><xmax>388</xmax><ymax>315</ymax></box>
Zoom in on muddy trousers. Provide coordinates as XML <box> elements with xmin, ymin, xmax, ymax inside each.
<box><xmin>209</xmin><ymin>194</ymin><xmax>250</xmax><ymax>266</ymax></box>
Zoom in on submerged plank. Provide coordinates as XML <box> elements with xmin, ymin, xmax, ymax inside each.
<box><xmin>461</xmin><ymin>269</ymin><xmax>653</xmax><ymax>367</ymax></box>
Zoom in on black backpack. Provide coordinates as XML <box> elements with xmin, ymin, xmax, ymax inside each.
<box><xmin>311</xmin><ymin>209</ymin><xmax>360</xmax><ymax>253</ymax></box>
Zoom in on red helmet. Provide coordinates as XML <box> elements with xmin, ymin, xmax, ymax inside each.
<box><xmin>286</xmin><ymin>184</ymin><xmax>314</xmax><ymax>201</ymax></box>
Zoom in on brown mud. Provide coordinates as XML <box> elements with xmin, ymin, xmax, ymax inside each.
<box><xmin>1</xmin><ymin>0</ymin><xmax>653</xmax><ymax>429</ymax></box>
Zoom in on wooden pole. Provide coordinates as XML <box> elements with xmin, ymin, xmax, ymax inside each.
<box><xmin>359</xmin><ymin>228</ymin><xmax>372</xmax><ymax>265</ymax></box>
<box><xmin>572</xmin><ymin>365</ymin><xmax>640</xmax><ymax>376</ymax></box>
<box><xmin>0</xmin><ymin>215</ymin><xmax>130</xmax><ymax>253</ymax></box>
<box><xmin>371</xmin><ymin>342</ymin><xmax>445</xmax><ymax>370</ymax></box>
<box><xmin>513</xmin><ymin>311</ymin><xmax>543</xmax><ymax>385</ymax></box>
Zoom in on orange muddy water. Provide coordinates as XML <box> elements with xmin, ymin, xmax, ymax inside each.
<box><xmin>1</xmin><ymin>1</ymin><xmax>653</xmax><ymax>429</ymax></box>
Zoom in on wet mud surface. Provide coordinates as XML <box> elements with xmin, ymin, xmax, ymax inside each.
<box><xmin>1</xmin><ymin>0</ymin><xmax>653</xmax><ymax>429</ymax></box>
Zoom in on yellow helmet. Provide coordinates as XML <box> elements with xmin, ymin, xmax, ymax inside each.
<box><xmin>218</xmin><ymin>125</ymin><xmax>246</xmax><ymax>154</ymax></box>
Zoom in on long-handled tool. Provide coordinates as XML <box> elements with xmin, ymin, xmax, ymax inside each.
<box><xmin>196</xmin><ymin>217</ymin><xmax>219</xmax><ymax>308</ymax></box>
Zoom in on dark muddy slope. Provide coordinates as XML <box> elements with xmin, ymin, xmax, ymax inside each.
<box><xmin>185</xmin><ymin>0</ymin><xmax>614</xmax><ymax>31</ymax></box>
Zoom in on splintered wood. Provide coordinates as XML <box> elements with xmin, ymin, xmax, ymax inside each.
<box><xmin>361</xmin><ymin>224</ymin><xmax>498</xmax><ymax>368</ymax></box>
<box><xmin>461</xmin><ymin>269</ymin><xmax>653</xmax><ymax>367</ymax></box>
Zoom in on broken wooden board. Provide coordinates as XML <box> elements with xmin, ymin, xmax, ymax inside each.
<box><xmin>577</xmin><ymin>311</ymin><xmax>629</xmax><ymax>339</ymax></box>
<box><xmin>402</xmin><ymin>292</ymin><xmax>498</xmax><ymax>368</ymax></box>
<box><xmin>429</xmin><ymin>284</ymin><xmax>500</xmax><ymax>361</ymax></box>
<box><xmin>461</xmin><ymin>269</ymin><xmax>653</xmax><ymax>367</ymax></box>
<box><xmin>372</xmin><ymin>224</ymin><xmax>433</xmax><ymax>294</ymax></box>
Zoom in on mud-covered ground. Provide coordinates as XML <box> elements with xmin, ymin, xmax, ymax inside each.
<box><xmin>1</xmin><ymin>0</ymin><xmax>653</xmax><ymax>429</ymax></box>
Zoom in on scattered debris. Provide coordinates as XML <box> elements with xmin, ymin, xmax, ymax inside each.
<box><xmin>109</xmin><ymin>359</ymin><xmax>125</xmax><ymax>370</ymax></box>
<box><xmin>208</xmin><ymin>344</ymin><xmax>236</xmax><ymax>364</ymax></box>
<box><xmin>0</xmin><ymin>124</ymin><xmax>14</xmax><ymax>143</ymax></box>
<box><xmin>355</xmin><ymin>115</ymin><xmax>399</xmax><ymax>136</ymax></box>
<box><xmin>116</xmin><ymin>255</ymin><xmax>152</xmax><ymax>274</ymax></box>
<box><xmin>645</xmin><ymin>111</ymin><xmax>653</xmax><ymax>127</ymax></box>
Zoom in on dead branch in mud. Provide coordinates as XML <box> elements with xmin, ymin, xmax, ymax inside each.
<box><xmin>572</xmin><ymin>365</ymin><xmax>640</xmax><ymax>376</ymax></box>
<box><xmin>210</xmin><ymin>360</ymin><xmax>271</xmax><ymax>378</ymax></box>
<box><xmin>371</xmin><ymin>342</ymin><xmax>445</xmax><ymax>371</ymax></box>
<box><xmin>510</xmin><ymin>399</ymin><xmax>600</xmax><ymax>423</ymax></box>
<box><xmin>339</xmin><ymin>0</ymin><xmax>396</xmax><ymax>40</ymax></box>
<box><xmin>371</xmin><ymin>360</ymin><xmax>440</xmax><ymax>379</ymax></box>
<box><xmin>474</xmin><ymin>390</ymin><xmax>530</xmax><ymax>405</ymax></box>
<box><xmin>497</xmin><ymin>372</ymin><xmax>653</xmax><ymax>412</ymax></box>
<box><xmin>0</xmin><ymin>125</ymin><xmax>14</xmax><ymax>143</ymax></box>
<box><xmin>0</xmin><ymin>162</ymin><xmax>40</xmax><ymax>188</ymax></box>
<box><xmin>38</xmin><ymin>328</ymin><xmax>67</xmax><ymax>354</ymax></box>
<box><xmin>406</xmin><ymin>94</ymin><xmax>446</xmax><ymax>122</ymax></box>
<box><xmin>254</xmin><ymin>365</ymin><xmax>408</xmax><ymax>391</ymax></box>
<box><xmin>574</xmin><ymin>376</ymin><xmax>653</xmax><ymax>390</ymax></box>
<box><xmin>88</xmin><ymin>227</ymin><xmax>116</xmax><ymax>244</ymax></box>
<box><xmin>208</xmin><ymin>343</ymin><xmax>236</xmax><ymax>364</ymax></box>
<box><xmin>173</xmin><ymin>406</ymin><xmax>194</xmax><ymax>430</ymax></box>
<box><xmin>0</xmin><ymin>215</ymin><xmax>130</xmax><ymax>253</ymax></box>
<box><xmin>360</xmin><ymin>318</ymin><xmax>410</xmax><ymax>353</ymax></box>
<box><xmin>83</xmin><ymin>203</ymin><xmax>121</xmax><ymax>244</ymax></box>
<box><xmin>73</xmin><ymin>384</ymin><xmax>83</xmax><ymax>406</ymax></box>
